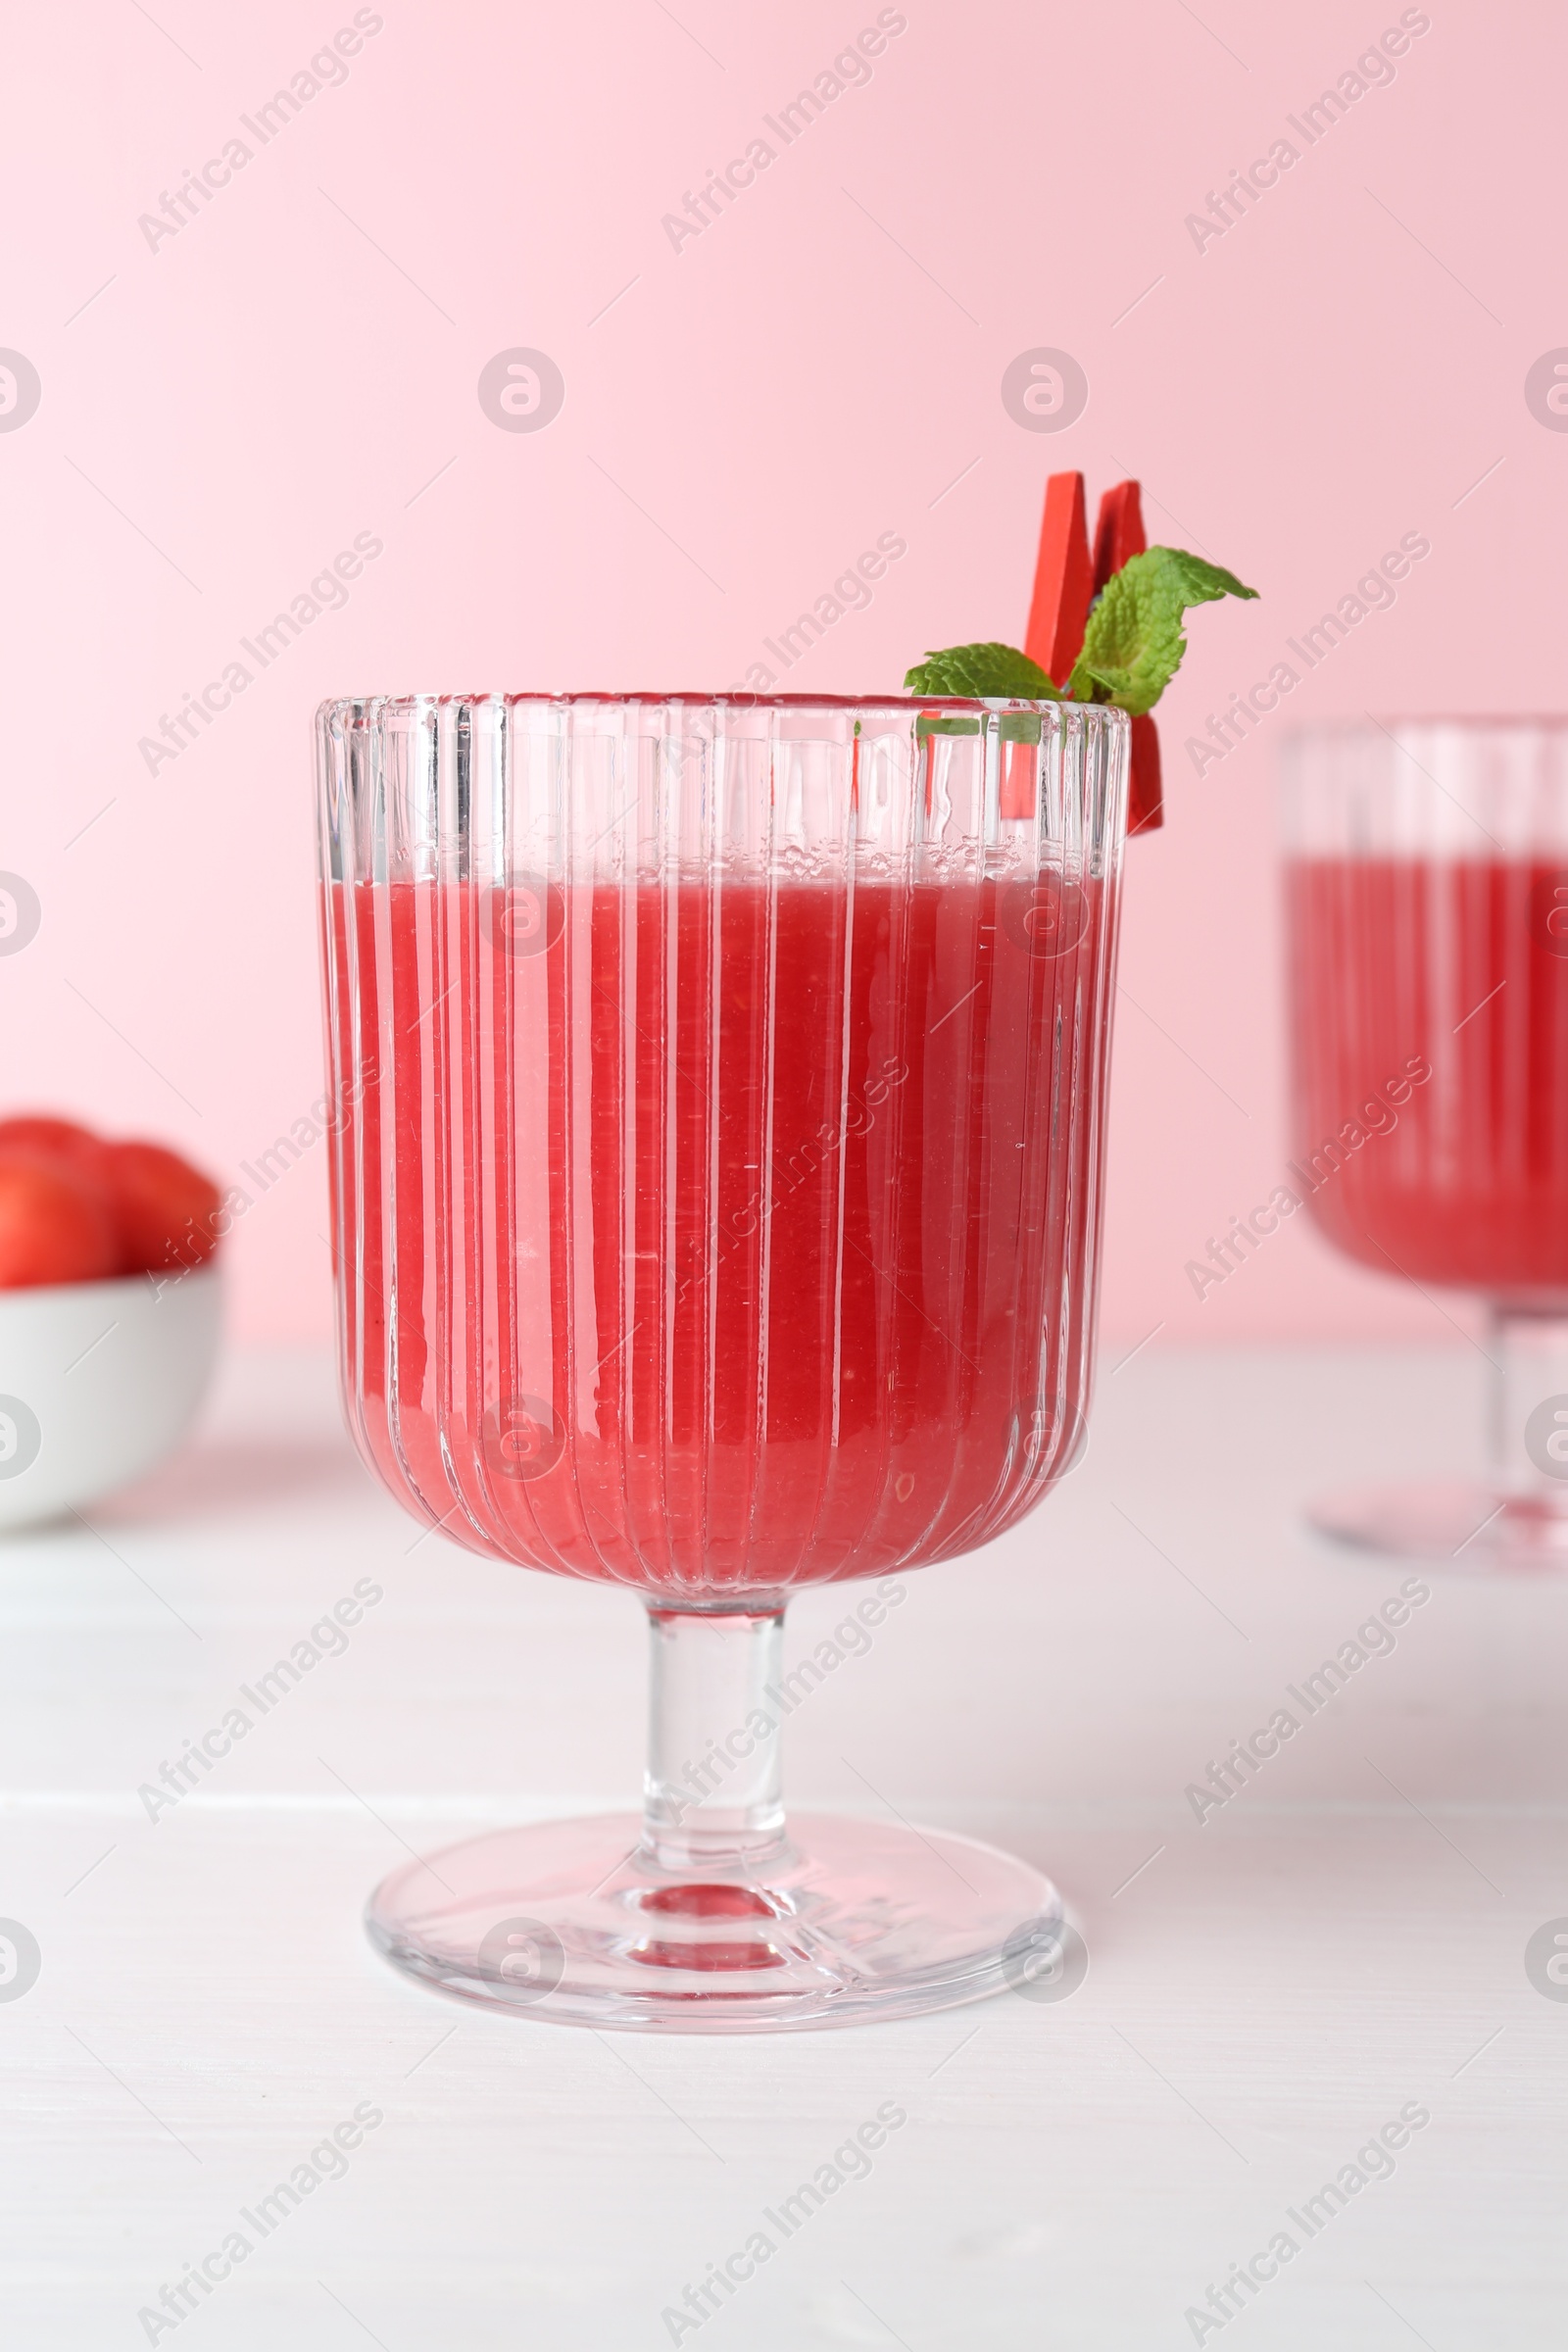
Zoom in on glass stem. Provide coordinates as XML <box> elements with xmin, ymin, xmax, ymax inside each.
<box><xmin>1489</xmin><ymin>1304</ymin><xmax>1568</xmax><ymax>1505</ymax></box>
<box><xmin>642</xmin><ymin>1605</ymin><xmax>789</xmax><ymax>1876</ymax></box>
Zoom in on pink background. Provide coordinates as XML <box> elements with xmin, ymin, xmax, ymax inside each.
<box><xmin>2</xmin><ymin>0</ymin><xmax>1559</xmax><ymax>1348</ymax></box>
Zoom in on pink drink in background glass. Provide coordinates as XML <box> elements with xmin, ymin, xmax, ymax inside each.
<box><xmin>1284</xmin><ymin>718</ymin><xmax>1568</xmax><ymax>1570</ymax></box>
<box><xmin>1289</xmin><ymin>855</ymin><xmax>1568</xmax><ymax>1298</ymax></box>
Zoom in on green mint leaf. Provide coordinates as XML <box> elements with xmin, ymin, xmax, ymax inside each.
<box><xmin>1154</xmin><ymin>548</ymin><xmax>1259</xmax><ymax>608</ymax></box>
<box><xmin>1066</xmin><ymin>563</ymin><xmax>1185</xmax><ymax>714</ymax></box>
<box><xmin>904</xmin><ymin>643</ymin><xmax>1061</xmax><ymax>700</ymax></box>
<box><xmin>1067</xmin><ymin>546</ymin><xmax>1258</xmax><ymax>716</ymax></box>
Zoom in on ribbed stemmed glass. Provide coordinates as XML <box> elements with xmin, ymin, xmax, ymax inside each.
<box><xmin>318</xmin><ymin>691</ymin><xmax>1127</xmax><ymax>2029</ymax></box>
<box><xmin>1285</xmin><ymin>717</ymin><xmax>1568</xmax><ymax>1568</ymax></box>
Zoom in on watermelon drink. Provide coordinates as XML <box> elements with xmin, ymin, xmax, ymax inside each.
<box><xmin>1289</xmin><ymin>854</ymin><xmax>1568</xmax><ymax>1295</ymax></box>
<box><xmin>327</xmin><ymin>870</ymin><xmax>1109</xmax><ymax>1594</ymax></box>
<box><xmin>1284</xmin><ymin>719</ymin><xmax>1568</xmax><ymax>1568</ymax></box>
<box><xmin>318</xmin><ymin>692</ymin><xmax>1127</xmax><ymax>2031</ymax></box>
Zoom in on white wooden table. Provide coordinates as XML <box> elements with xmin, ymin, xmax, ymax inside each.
<box><xmin>2</xmin><ymin>1342</ymin><xmax>1563</xmax><ymax>2348</ymax></box>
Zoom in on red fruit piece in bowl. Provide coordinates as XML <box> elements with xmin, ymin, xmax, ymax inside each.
<box><xmin>105</xmin><ymin>1142</ymin><xmax>222</xmax><ymax>1274</ymax></box>
<box><xmin>0</xmin><ymin>1154</ymin><xmax>121</xmax><ymax>1288</ymax></box>
<box><xmin>0</xmin><ymin>1114</ymin><xmax>109</xmax><ymax>1176</ymax></box>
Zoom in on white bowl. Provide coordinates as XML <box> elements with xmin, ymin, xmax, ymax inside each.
<box><xmin>0</xmin><ymin>1266</ymin><xmax>221</xmax><ymax>1530</ymax></box>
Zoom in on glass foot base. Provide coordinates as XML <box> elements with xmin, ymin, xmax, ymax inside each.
<box><xmin>1309</xmin><ymin>1480</ymin><xmax>1568</xmax><ymax>1571</ymax></box>
<box><xmin>366</xmin><ymin>1811</ymin><xmax>1061</xmax><ymax>2034</ymax></box>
